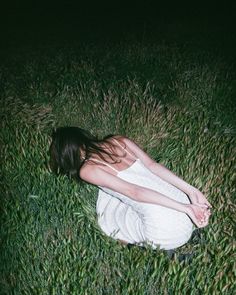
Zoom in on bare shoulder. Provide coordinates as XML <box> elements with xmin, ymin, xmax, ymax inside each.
<box><xmin>111</xmin><ymin>134</ymin><xmax>133</xmax><ymax>145</ymax></box>
<box><xmin>110</xmin><ymin>134</ymin><xmax>127</xmax><ymax>142</ymax></box>
<box><xmin>114</xmin><ymin>135</ymin><xmax>143</xmax><ymax>154</ymax></box>
<box><xmin>121</xmin><ymin>136</ymin><xmax>157</xmax><ymax>167</ymax></box>
<box><xmin>79</xmin><ymin>135</ymin><xmax>124</xmax><ymax>180</ymax></box>
<box><xmin>79</xmin><ymin>162</ymin><xmax>96</xmax><ymax>182</ymax></box>
<box><xmin>79</xmin><ymin>162</ymin><xmax>139</xmax><ymax>199</ymax></box>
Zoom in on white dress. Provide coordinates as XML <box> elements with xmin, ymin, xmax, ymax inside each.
<box><xmin>94</xmin><ymin>140</ymin><xmax>194</xmax><ymax>250</ymax></box>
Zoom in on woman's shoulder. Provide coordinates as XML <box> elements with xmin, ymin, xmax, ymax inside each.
<box><xmin>110</xmin><ymin>134</ymin><xmax>130</xmax><ymax>143</ymax></box>
<box><xmin>108</xmin><ymin>135</ymin><xmax>137</xmax><ymax>150</ymax></box>
<box><xmin>103</xmin><ymin>134</ymin><xmax>126</xmax><ymax>145</ymax></box>
<box><xmin>113</xmin><ymin>135</ymin><xmax>137</xmax><ymax>146</ymax></box>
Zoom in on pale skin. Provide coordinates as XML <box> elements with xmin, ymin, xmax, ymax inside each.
<box><xmin>80</xmin><ymin>136</ymin><xmax>212</xmax><ymax>228</ymax></box>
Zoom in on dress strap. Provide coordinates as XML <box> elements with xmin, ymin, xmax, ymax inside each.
<box><xmin>88</xmin><ymin>158</ymin><xmax>119</xmax><ymax>173</ymax></box>
<box><xmin>113</xmin><ymin>138</ymin><xmax>137</xmax><ymax>161</ymax></box>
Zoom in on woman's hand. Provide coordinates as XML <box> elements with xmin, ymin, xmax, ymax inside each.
<box><xmin>184</xmin><ymin>203</ymin><xmax>211</xmax><ymax>228</ymax></box>
<box><xmin>187</xmin><ymin>187</ymin><xmax>212</xmax><ymax>208</ymax></box>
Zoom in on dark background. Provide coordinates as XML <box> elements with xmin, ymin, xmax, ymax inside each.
<box><xmin>1</xmin><ymin>1</ymin><xmax>235</xmax><ymax>47</ymax></box>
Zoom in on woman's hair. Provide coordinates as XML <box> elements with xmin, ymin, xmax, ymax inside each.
<box><xmin>49</xmin><ymin>126</ymin><xmax>124</xmax><ymax>182</ymax></box>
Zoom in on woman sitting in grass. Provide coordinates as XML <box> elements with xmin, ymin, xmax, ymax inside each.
<box><xmin>49</xmin><ymin>127</ymin><xmax>212</xmax><ymax>250</ymax></box>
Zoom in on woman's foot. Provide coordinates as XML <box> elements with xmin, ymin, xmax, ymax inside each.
<box><xmin>118</xmin><ymin>239</ymin><xmax>128</xmax><ymax>245</ymax></box>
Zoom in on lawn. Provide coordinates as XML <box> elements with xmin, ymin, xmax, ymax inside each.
<box><xmin>1</xmin><ymin>31</ymin><xmax>235</xmax><ymax>294</ymax></box>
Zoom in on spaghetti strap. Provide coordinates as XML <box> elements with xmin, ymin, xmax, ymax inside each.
<box><xmin>113</xmin><ymin>138</ymin><xmax>137</xmax><ymax>161</ymax></box>
<box><xmin>89</xmin><ymin>158</ymin><xmax>119</xmax><ymax>173</ymax></box>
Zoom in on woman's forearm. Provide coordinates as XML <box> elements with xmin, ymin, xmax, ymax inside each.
<box><xmin>134</xmin><ymin>187</ymin><xmax>209</xmax><ymax>228</ymax></box>
<box><xmin>135</xmin><ymin>186</ymin><xmax>187</xmax><ymax>214</ymax></box>
<box><xmin>149</xmin><ymin>163</ymin><xmax>193</xmax><ymax>194</ymax></box>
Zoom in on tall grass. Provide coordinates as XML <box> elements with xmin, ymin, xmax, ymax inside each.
<box><xmin>1</xmin><ymin>40</ymin><xmax>235</xmax><ymax>294</ymax></box>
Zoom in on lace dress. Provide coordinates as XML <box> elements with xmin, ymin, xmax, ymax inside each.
<box><xmin>93</xmin><ymin>139</ymin><xmax>194</xmax><ymax>250</ymax></box>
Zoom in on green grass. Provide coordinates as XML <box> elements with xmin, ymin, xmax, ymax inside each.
<box><xmin>1</xmin><ymin>39</ymin><xmax>235</xmax><ymax>294</ymax></box>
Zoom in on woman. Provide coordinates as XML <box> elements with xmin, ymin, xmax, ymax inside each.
<box><xmin>49</xmin><ymin>126</ymin><xmax>211</xmax><ymax>250</ymax></box>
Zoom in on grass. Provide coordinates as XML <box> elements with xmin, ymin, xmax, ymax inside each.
<box><xmin>1</xmin><ymin>36</ymin><xmax>235</xmax><ymax>294</ymax></box>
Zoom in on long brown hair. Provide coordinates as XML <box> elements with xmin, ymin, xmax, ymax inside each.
<box><xmin>49</xmin><ymin>126</ymin><xmax>125</xmax><ymax>182</ymax></box>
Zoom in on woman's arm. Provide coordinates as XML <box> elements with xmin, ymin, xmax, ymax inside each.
<box><xmin>148</xmin><ymin>163</ymin><xmax>193</xmax><ymax>195</ymax></box>
<box><xmin>80</xmin><ymin>165</ymin><xmax>210</xmax><ymax>228</ymax></box>
<box><xmin>123</xmin><ymin>137</ymin><xmax>212</xmax><ymax>208</ymax></box>
<box><xmin>123</xmin><ymin>137</ymin><xmax>192</xmax><ymax>194</ymax></box>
